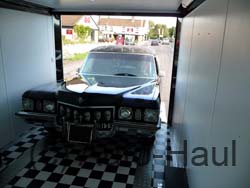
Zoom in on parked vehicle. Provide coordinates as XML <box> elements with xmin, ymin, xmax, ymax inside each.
<box><xmin>116</xmin><ymin>35</ymin><xmax>124</xmax><ymax>45</ymax></box>
<box><xmin>125</xmin><ymin>35</ymin><xmax>135</xmax><ymax>45</ymax></box>
<box><xmin>162</xmin><ymin>38</ymin><xmax>170</xmax><ymax>45</ymax></box>
<box><xmin>151</xmin><ymin>40</ymin><xmax>159</xmax><ymax>46</ymax></box>
<box><xmin>17</xmin><ymin>45</ymin><xmax>161</xmax><ymax>144</ymax></box>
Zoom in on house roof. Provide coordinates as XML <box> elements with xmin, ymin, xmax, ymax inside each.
<box><xmin>99</xmin><ymin>18</ymin><xmax>146</xmax><ymax>27</ymax></box>
<box><xmin>61</xmin><ymin>15</ymin><xmax>81</xmax><ymax>27</ymax></box>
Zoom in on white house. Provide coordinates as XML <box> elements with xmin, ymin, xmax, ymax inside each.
<box><xmin>61</xmin><ymin>15</ymin><xmax>99</xmax><ymax>42</ymax></box>
<box><xmin>98</xmin><ymin>17</ymin><xmax>149</xmax><ymax>43</ymax></box>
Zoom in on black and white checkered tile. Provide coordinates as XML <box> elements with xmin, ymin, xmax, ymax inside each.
<box><xmin>151</xmin><ymin>123</ymin><xmax>172</xmax><ymax>188</ymax></box>
<box><xmin>4</xmin><ymin>131</ymin><xmax>150</xmax><ymax>188</ymax></box>
<box><xmin>0</xmin><ymin>127</ymin><xmax>47</xmax><ymax>172</ymax></box>
<box><xmin>1</xmin><ymin>122</ymin><xmax>172</xmax><ymax>188</ymax></box>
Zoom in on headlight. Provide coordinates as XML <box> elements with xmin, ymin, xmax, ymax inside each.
<box><xmin>23</xmin><ymin>98</ymin><xmax>34</xmax><ymax>111</ymax></box>
<box><xmin>43</xmin><ymin>100</ymin><xmax>55</xmax><ymax>113</ymax></box>
<box><xmin>119</xmin><ymin>107</ymin><xmax>132</xmax><ymax>120</ymax></box>
<box><xmin>144</xmin><ymin>109</ymin><xmax>159</xmax><ymax>123</ymax></box>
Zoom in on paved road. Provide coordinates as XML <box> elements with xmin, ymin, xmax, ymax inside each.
<box><xmin>63</xmin><ymin>60</ymin><xmax>83</xmax><ymax>81</ymax></box>
<box><xmin>63</xmin><ymin>43</ymin><xmax>174</xmax><ymax>116</ymax></box>
<box><xmin>152</xmin><ymin>44</ymin><xmax>174</xmax><ymax>118</ymax></box>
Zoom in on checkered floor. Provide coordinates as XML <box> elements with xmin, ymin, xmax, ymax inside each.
<box><xmin>1</xmin><ymin>124</ymin><xmax>172</xmax><ymax>188</ymax></box>
<box><xmin>3</xmin><ymin>130</ymin><xmax>148</xmax><ymax>188</ymax></box>
<box><xmin>0</xmin><ymin>127</ymin><xmax>46</xmax><ymax>172</ymax></box>
<box><xmin>151</xmin><ymin>123</ymin><xmax>172</xmax><ymax>188</ymax></box>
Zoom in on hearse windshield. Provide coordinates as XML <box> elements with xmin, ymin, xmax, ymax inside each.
<box><xmin>80</xmin><ymin>52</ymin><xmax>157</xmax><ymax>79</ymax></box>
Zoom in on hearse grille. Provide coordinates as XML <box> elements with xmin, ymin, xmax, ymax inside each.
<box><xmin>57</xmin><ymin>102</ymin><xmax>115</xmax><ymax>125</ymax></box>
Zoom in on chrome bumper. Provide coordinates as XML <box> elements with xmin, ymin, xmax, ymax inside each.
<box><xmin>15</xmin><ymin>111</ymin><xmax>56</xmax><ymax>122</ymax></box>
<box><xmin>16</xmin><ymin>111</ymin><xmax>160</xmax><ymax>131</ymax></box>
<box><xmin>114</xmin><ymin>120</ymin><xmax>160</xmax><ymax>131</ymax></box>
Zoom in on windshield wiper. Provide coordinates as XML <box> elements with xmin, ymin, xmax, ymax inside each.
<box><xmin>113</xmin><ymin>73</ymin><xmax>137</xmax><ymax>77</ymax></box>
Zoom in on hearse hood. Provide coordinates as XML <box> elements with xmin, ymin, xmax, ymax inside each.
<box><xmin>65</xmin><ymin>75</ymin><xmax>159</xmax><ymax>100</ymax></box>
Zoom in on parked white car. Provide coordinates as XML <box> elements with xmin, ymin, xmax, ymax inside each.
<box><xmin>162</xmin><ymin>38</ymin><xmax>170</xmax><ymax>45</ymax></box>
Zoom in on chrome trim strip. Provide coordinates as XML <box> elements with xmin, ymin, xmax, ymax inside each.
<box><xmin>58</xmin><ymin>102</ymin><xmax>115</xmax><ymax>110</ymax></box>
<box><xmin>16</xmin><ymin>111</ymin><xmax>56</xmax><ymax>121</ymax></box>
<box><xmin>114</xmin><ymin>120</ymin><xmax>157</xmax><ymax>126</ymax></box>
<box><xmin>114</xmin><ymin>120</ymin><xmax>160</xmax><ymax>131</ymax></box>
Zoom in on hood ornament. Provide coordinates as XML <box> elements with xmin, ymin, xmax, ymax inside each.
<box><xmin>78</xmin><ymin>97</ymin><xmax>86</xmax><ymax>105</ymax></box>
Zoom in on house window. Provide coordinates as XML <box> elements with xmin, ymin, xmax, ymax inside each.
<box><xmin>135</xmin><ymin>27</ymin><xmax>139</xmax><ymax>34</ymax></box>
<box><xmin>66</xmin><ymin>29</ymin><xmax>73</xmax><ymax>35</ymax></box>
<box><xmin>84</xmin><ymin>17</ymin><xmax>90</xmax><ymax>23</ymax></box>
<box><xmin>127</xmin><ymin>28</ymin><xmax>134</xmax><ymax>32</ymax></box>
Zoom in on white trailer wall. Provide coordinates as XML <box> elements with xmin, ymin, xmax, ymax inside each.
<box><xmin>172</xmin><ymin>0</ymin><xmax>250</xmax><ymax>187</ymax></box>
<box><xmin>0</xmin><ymin>8</ymin><xmax>56</xmax><ymax>148</ymax></box>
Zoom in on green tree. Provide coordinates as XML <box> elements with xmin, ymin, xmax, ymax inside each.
<box><xmin>73</xmin><ymin>25</ymin><xmax>91</xmax><ymax>40</ymax></box>
<box><xmin>155</xmin><ymin>24</ymin><xmax>169</xmax><ymax>38</ymax></box>
<box><xmin>148</xmin><ymin>21</ymin><xmax>157</xmax><ymax>39</ymax></box>
<box><xmin>149</xmin><ymin>20</ymin><xmax>155</xmax><ymax>30</ymax></box>
<box><xmin>161</xmin><ymin>25</ymin><xmax>169</xmax><ymax>38</ymax></box>
<box><xmin>148</xmin><ymin>22</ymin><xmax>169</xmax><ymax>39</ymax></box>
<box><xmin>168</xmin><ymin>26</ymin><xmax>176</xmax><ymax>38</ymax></box>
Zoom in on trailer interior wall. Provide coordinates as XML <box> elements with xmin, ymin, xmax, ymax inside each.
<box><xmin>172</xmin><ymin>0</ymin><xmax>250</xmax><ymax>187</ymax></box>
<box><xmin>0</xmin><ymin>8</ymin><xmax>56</xmax><ymax>148</ymax></box>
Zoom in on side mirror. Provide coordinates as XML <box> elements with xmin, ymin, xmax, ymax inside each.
<box><xmin>159</xmin><ymin>71</ymin><xmax>166</xmax><ymax>77</ymax></box>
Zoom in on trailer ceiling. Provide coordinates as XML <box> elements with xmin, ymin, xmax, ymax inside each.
<box><xmin>23</xmin><ymin>0</ymin><xmax>183</xmax><ymax>14</ymax></box>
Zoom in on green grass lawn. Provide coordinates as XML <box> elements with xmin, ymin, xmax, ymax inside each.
<box><xmin>64</xmin><ymin>52</ymin><xmax>88</xmax><ymax>63</ymax></box>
